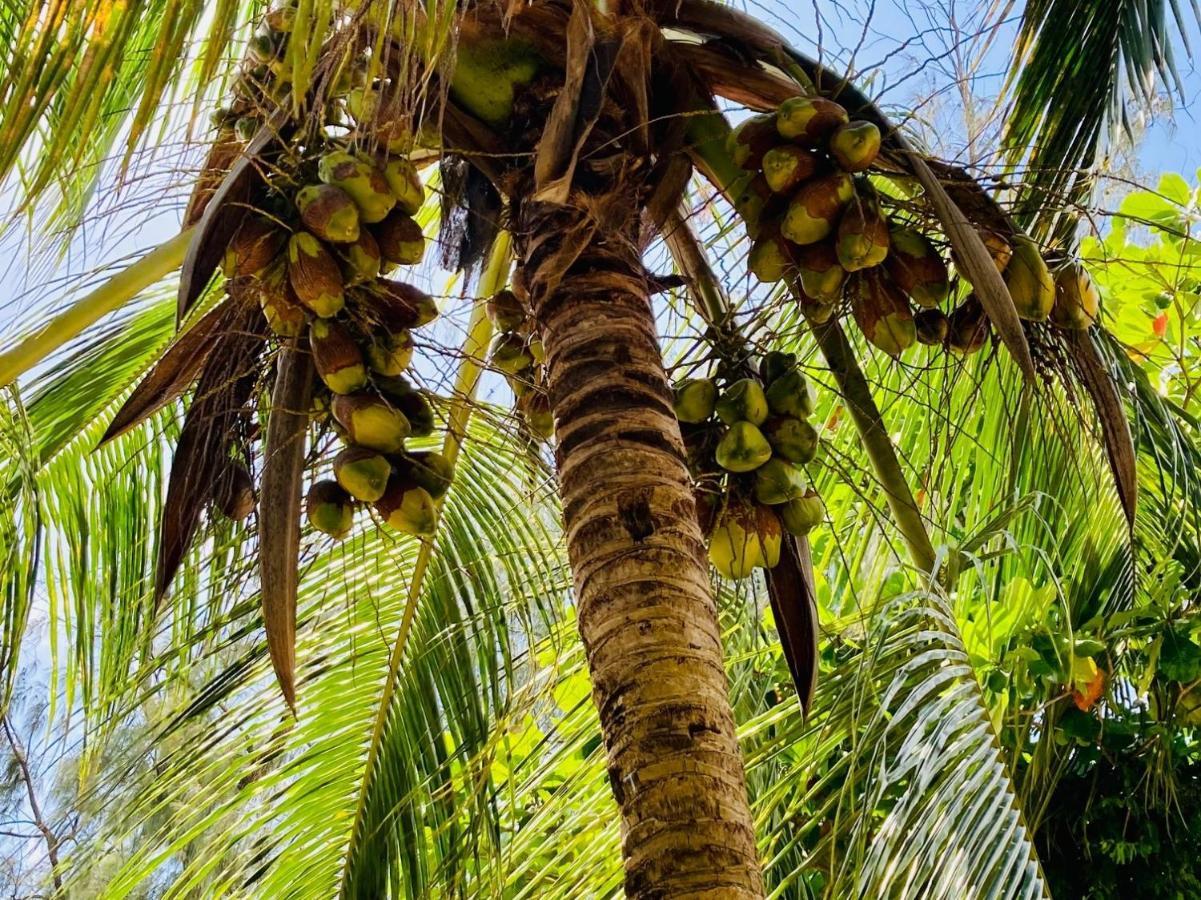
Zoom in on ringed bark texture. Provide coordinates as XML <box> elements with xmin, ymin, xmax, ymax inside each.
<box><xmin>516</xmin><ymin>194</ymin><xmax>764</xmax><ymax>897</ymax></box>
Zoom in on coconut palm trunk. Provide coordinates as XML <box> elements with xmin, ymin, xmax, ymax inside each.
<box><xmin>508</xmin><ymin>15</ymin><xmax>763</xmax><ymax>885</ymax></box>
<box><xmin>515</xmin><ymin>191</ymin><xmax>763</xmax><ymax>895</ymax></box>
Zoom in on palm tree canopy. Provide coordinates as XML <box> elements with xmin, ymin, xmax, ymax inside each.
<box><xmin>0</xmin><ymin>2</ymin><xmax>1199</xmax><ymax>898</ymax></box>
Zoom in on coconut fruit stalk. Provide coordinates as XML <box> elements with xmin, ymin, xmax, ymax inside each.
<box><xmin>311</xmin><ymin>319</ymin><xmax>368</xmax><ymax>394</ymax></box>
<box><xmin>782</xmin><ymin>173</ymin><xmax>854</xmax><ymax>246</ymax></box>
<box><xmin>288</xmin><ymin>232</ymin><xmax>345</xmax><ymax>317</ymax></box>
<box><xmin>795</xmin><ymin>241</ymin><xmax>846</xmax><ymax>303</ymax></box>
<box><xmin>334</xmin><ymin>446</ymin><xmax>392</xmax><ymax>502</ymax></box>
<box><xmin>885</xmin><ymin>228</ymin><xmax>950</xmax><ymax>308</ymax></box>
<box><xmin>828</xmin><ymin>121</ymin><xmax>882</xmax><ymax>172</ymax></box>
<box><xmin>1051</xmin><ymin>262</ymin><xmax>1100</xmax><ymax>329</ymax></box>
<box><xmin>306</xmin><ymin>481</ymin><xmax>355</xmax><ymax>538</ymax></box>
<box><xmin>297</xmin><ymin>184</ymin><xmax>360</xmax><ymax>243</ymax></box>
<box><xmin>851</xmin><ymin>273</ymin><xmax>916</xmax><ymax>356</ymax></box>
<box><xmin>776</xmin><ymin>96</ymin><xmax>849</xmax><ymax>145</ymax></box>
<box><xmin>836</xmin><ymin>195</ymin><xmax>890</xmax><ymax>272</ymax></box>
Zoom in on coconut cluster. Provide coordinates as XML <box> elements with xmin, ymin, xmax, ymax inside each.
<box><xmin>675</xmin><ymin>351</ymin><xmax>824</xmax><ymax>580</ymax></box>
<box><xmin>737</xmin><ymin>96</ymin><xmax>1100</xmax><ymax>356</ymax></box>
<box><xmin>214</xmin><ymin>6</ymin><xmax>451</xmax><ymax>541</ymax></box>
<box><xmin>485</xmin><ymin>282</ymin><xmax>553</xmax><ymax>441</ymax></box>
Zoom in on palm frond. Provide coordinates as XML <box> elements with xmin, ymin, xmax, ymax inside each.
<box><xmin>1003</xmin><ymin>0</ymin><xmax>1199</xmax><ymax>235</ymax></box>
<box><xmin>0</xmin><ymin>1</ymin><xmax>265</xmax><ymax>229</ymax></box>
<box><xmin>64</xmin><ymin>420</ymin><xmax>569</xmax><ymax>899</ymax></box>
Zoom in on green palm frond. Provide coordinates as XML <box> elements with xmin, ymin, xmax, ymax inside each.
<box><xmin>1003</xmin><ymin>0</ymin><xmax>1199</xmax><ymax>235</ymax></box>
<box><xmin>0</xmin><ymin>288</ymin><xmax>185</xmax><ymax>718</ymax></box>
<box><xmin>65</xmin><ymin>421</ymin><xmax>568</xmax><ymax>899</ymax></box>
<box><xmin>0</xmin><ymin>389</ymin><xmax>39</xmax><ymax>708</ymax></box>
<box><xmin>0</xmin><ymin>1</ymin><xmax>262</xmax><ymax>228</ymax></box>
<box><xmin>770</xmin><ymin>589</ymin><xmax>1049</xmax><ymax>899</ymax></box>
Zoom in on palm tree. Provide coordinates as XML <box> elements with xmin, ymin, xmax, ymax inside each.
<box><xmin>0</xmin><ymin>1</ymin><xmax>1198</xmax><ymax>897</ymax></box>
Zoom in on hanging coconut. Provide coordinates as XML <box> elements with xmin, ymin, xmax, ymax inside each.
<box><xmin>334</xmin><ymin>446</ymin><xmax>393</xmax><ymax>503</ymax></box>
<box><xmin>828</xmin><ymin>120</ymin><xmax>881</xmax><ymax>172</ymax></box>
<box><xmin>775</xmin><ymin>96</ymin><xmax>849</xmax><ymax>146</ymax></box>
<box><xmin>885</xmin><ymin>227</ymin><xmax>950</xmax><ymax>308</ymax></box>
<box><xmin>297</xmin><ymin>184</ymin><xmax>361</xmax><ymax>243</ymax></box>
<box><xmin>306</xmin><ymin>481</ymin><xmax>355</xmax><ymax>539</ymax></box>
<box><xmin>782</xmin><ymin>173</ymin><xmax>854</xmax><ymax>246</ymax></box>
<box><xmin>287</xmin><ymin>232</ymin><xmax>345</xmax><ymax>317</ymax></box>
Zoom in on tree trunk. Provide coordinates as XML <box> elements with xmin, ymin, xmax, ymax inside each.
<box><xmin>515</xmin><ymin>199</ymin><xmax>764</xmax><ymax>897</ymax></box>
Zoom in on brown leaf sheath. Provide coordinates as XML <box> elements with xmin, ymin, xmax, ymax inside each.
<box><xmin>178</xmin><ymin>110</ymin><xmax>290</xmax><ymax>321</ymax></box>
<box><xmin>101</xmin><ymin>300</ymin><xmax>238</xmax><ymax>446</ymax></box>
<box><xmin>258</xmin><ymin>342</ymin><xmax>314</xmax><ymax>708</ymax></box>
<box><xmin>1066</xmin><ymin>330</ymin><xmax>1137</xmax><ymax>525</ymax></box>
<box><xmin>155</xmin><ymin>302</ymin><xmax>265</xmax><ymax>602</ymax></box>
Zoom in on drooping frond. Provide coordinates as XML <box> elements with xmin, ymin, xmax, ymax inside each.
<box><xmin>63</xmin><ymin>420</ymin><xmax>569</xmax><ymax>899</ymax></box>
<box><xmin>1003</xmin><ymin>0</ymin><xmax>1200</xmax><ymax>235</ymax></box>
<box><xmin>0</xmin><ymin>0</ymin><xmax>268</xmax><ymax>229</ymax></box>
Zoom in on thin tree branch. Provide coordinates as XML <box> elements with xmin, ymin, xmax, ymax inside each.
<box><xmin>1</xmin><ymin>716</ymin><xmax>62</xmax><ymax>894</ymax></box>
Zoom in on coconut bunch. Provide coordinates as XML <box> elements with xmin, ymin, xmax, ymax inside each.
<box><xmin>200</xmin><ymin>9</ymin><xmax>457</xmax><ymax>543</ymax></box>
<box><xmin>736</xmin><ymin>96</ymin><xmax>1100</xmax><ymax>357</ymax></box>
<box><xmin>484</xmin><ymin>279</ymin><xmax>553</xmax><ymax>441</ymax></box>
<box><xmin>209</xmin><ymin>15</ymin><xmax>292</xmax><ymax>141</ymax></box>
<box><xmin>674</xmin><ymin>351</ymin><xmax>824</xmax><ymax>580</ymax></box>
<box><xmin>117</xmin><ymin>2</ymin><xmax>456</xmax><ymax>563</ymax></box>
<box><xmin>95</xmin><ymin>4</ymin><xmax>482</xmax><ymax>700</ymax></box>
<box><xmin>233</xmin><ymin>148</ymin><xmax>442</xmax><ymax>540</ymax></box>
